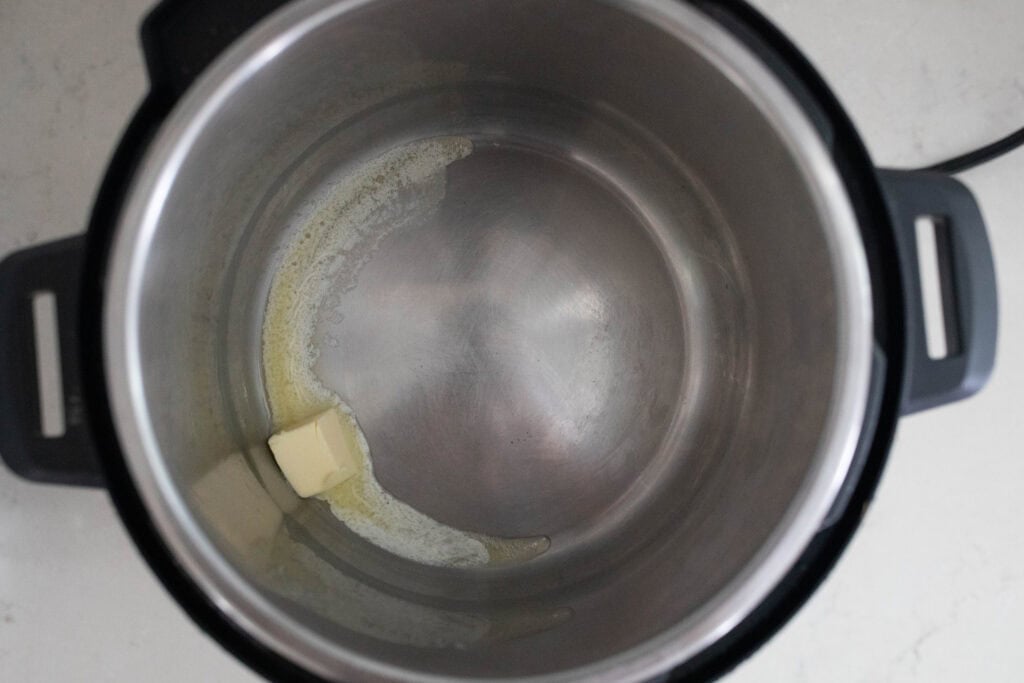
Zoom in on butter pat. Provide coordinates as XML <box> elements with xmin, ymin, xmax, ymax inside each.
<box><xmin>268</xmin><ymin>407</ymin><xmax>360</xmax><ymax>497</ymax></box>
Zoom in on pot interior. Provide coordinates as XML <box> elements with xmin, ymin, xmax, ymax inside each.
<box><xmin>110</xmin><ymin>0</ymin><xmax>866</xmax><ymax>679</ymax></box>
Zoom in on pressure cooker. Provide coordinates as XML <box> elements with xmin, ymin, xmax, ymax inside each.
<box><xmin>0</xmin><ymin>0</ymin><xmax>997</xmax><ymax>681</ymax></box>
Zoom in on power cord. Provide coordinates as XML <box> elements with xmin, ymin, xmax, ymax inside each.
<box><xmin>914</xmin><ymin>124</ymin><xmax>1024</xmax><ymax>174</ymax></box>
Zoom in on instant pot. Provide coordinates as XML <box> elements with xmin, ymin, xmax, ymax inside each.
<box><xmin>0</xmin><ymin>0</ymin><xmax>997</xmax><ymax>681</ymax></box>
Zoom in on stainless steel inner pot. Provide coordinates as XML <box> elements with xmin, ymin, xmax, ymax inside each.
<box><xmin>105</xmin><ymin>0</ymin><xmax>872</xmax><ymax>680</ymax></box>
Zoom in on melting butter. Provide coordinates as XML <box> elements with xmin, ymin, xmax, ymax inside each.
<box><xmin>262</xmin><ymin>137</ymin><xmax>549</xmax><ymax>568</ymax></box>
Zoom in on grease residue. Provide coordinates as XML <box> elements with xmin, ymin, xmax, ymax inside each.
<box><xmin>262</xmin><ymin>137</ymin><xmax>549</xmax><ymax>568</ymax></box>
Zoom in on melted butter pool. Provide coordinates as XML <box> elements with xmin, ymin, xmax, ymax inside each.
<box><xmin>261</xmin><ymin>137</ymin><xmax>549</xmax><ymax>568</ymax></box>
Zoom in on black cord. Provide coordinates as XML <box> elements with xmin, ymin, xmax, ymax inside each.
<box><xmin>915</xmin><ymin>124</ymin><xmax>1024</xmax><ymax>174</ymax></box>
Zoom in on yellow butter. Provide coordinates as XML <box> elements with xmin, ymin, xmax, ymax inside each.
<box><xmin>268</xmin><ymin>407</ymin><xmax>360</xmax><ymax>497</ymax></box>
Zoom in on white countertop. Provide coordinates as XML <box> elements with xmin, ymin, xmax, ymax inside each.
<box><xmin>1</xmin><ymin>1</ymin><xmax>1021</xmax><ymax>680</ymax></box>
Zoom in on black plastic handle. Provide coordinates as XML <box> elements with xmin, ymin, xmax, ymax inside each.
<box><xmin>142</xmin><ymin>0</ymin><xmax>288</xmax><ymax>98</ymax></box>
<box><xmin>878</xmin><ymin>169</ymin><xmax>998</xmax><ymax>415</ymax></box>
<box><xmin>0</xmin><ymin>236</ymin><xmax>103</xmax><ymax>486</ymax></box>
